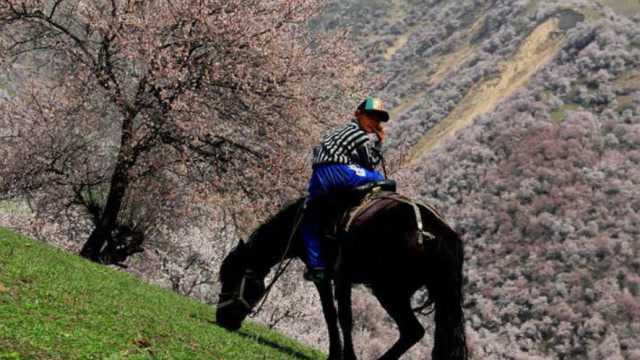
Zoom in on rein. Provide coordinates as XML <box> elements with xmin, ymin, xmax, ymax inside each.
<box><xmin>248</xmin><ymin>198</ymin><xmax>307</xmax><ymax>317</ymax></box>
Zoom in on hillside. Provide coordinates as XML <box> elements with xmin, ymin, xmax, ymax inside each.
<box><xmin>407</xmin><ymin>16</ymin><xmax>566</xmax><ymax>159</ymax></box>
<box><xmin>0</xmin><ymin>227</ymin><xmax>323</xmax><ymax>359</ymax></box>
<box><xmin>316</xmin><ymin>0</ymin><xmax>640</xmax><ymax>358</ymax></box>
<box><xmin>1</xmin><ymin>1</ymin><xmax>639</xmax><ymax>359</ymax></box>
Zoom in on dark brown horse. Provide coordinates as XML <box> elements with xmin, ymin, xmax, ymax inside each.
<box><xmin>216</xmin><ymin>190</ymin><xmax>468</xmax><ymax>360</ymax></box>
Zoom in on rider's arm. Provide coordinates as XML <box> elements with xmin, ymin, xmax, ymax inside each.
<box><xmin>350</xmin><ymin>133</ymin><xmax>383</xmax><ymax>170</ymax></box>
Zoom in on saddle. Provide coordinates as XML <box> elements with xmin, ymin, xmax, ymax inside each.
<box><xmin>322</xmin><ymin>179</ymin><xmax>397</xmax><ymax>203</ymax></box>
<box><xmin>308</xmin><ymin>180</ymin><xmax>445</xmax><ymax>249</ymax></box>
<box><xmin>303</xmin><ymin>180</ymin><xmax>394</xmax><ymax>241</ymax></box>
<box><xmin>343</xmin><ymin>191</ymin><xmax>445</xmax><ymax>248</ymax></box>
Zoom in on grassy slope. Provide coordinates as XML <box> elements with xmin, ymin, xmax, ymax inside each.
<box><xmin>0</xmin><ymin>228</ymin><xmax>323</xmax><ymax>360</ymax></box>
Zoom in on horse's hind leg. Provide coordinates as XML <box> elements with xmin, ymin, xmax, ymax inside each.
<box><xmin>314</xmin><ymin>281</ymin><xmax>342</xmax><ymax>360</ymax></box>
<box><xmin>373</xmin><ymin>288</ymin><xmax>425</xmax><ymax>360</ymax></box>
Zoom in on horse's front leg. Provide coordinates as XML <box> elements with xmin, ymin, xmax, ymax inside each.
<box><xmin>335</xmin><ymin>268</ymin><xmax>357</xmax><ymax>360</ymax></box>
<box><xmin>314</xmin><ymin>281</ymin><xmax>342</xmax><ymax>360</ymax></box>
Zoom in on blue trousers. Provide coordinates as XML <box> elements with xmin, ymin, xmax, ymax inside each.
<box><xmin>301</xmin><ymin>163</ymin><xmax>385</xmax><ymax>268</ymax></box>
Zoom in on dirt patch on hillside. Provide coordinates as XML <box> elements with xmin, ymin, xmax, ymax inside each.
<box><xmin>422</xmin><ymin>15</ymin><xmax>486</xmax><ymax>85</ymax></box>
<box><xmin>389</xmin><ymin>15</ymin><xmax>485</xmax><ymax>119</ymax></box>
<box><xmin>616</xmin><ymin>71</ymin><xmax>640</xmax><ymax>90</ymax></box>
<box><xmin>408</xmin><ymin>18</ymin><xmax>565</xmax><ymax>162</ymax></box>
<box><xmin>384</xmin><ymin>32</ymin><xmax>412</xmax><ymax>61</ymax></box>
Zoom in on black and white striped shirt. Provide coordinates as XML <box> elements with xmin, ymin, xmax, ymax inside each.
<box><xmin>312</xmin><ymin>119</ymin><xmax>383</xmax><ymax>169</ymax></box>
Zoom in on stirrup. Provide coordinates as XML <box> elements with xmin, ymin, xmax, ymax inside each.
<box><xmin>303</xmin><ymin>267</ymin><xmax>331</xmax><ymax>282</ymax></box>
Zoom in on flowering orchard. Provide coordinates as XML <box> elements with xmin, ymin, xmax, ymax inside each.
<box><xmin>0</xmin><ymin>0</ymin><xmax>365</xmax><ymax>263</ymax></box>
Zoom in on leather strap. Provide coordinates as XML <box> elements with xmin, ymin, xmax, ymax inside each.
<box><xmin>344</xmin><ymin>191</ymin><xmax>440</xmax><ymax>247</ymax></box>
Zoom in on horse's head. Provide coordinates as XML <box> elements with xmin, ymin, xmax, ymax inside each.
<box><xmin>216</xmin><ymin>240</ymin><xmax>266</xmax><ymax>331</ymax></box>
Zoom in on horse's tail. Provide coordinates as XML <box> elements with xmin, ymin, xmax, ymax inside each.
<box><xmin>424</xmin><ymin>226</ymin><xmax>468</xmax><ymax>360</ymax></box>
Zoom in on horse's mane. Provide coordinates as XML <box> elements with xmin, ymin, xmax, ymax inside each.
<box><xmin>220</xmin><ymin>197</ymin><xmax>304</xmax><ymax>277</ymax></box>
<box><xmin>245</xmin><ymin>196</ymin><xmax>306</xmax><ymax>247</ymax></box>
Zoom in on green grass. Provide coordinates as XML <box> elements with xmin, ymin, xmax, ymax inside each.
<box><xmin>615</xmin><ymin>71</ymin><xmax>640</xmax><ymax>88</ymax></box>
<box><xmin>525</xmin><ymin>0</ymin><xmax>542</xmax><ymax>15</ymax></box>
<box><xmin>551</xmin><ymin>103</ymin><xmax>581</xmax><ymax>123</ymax></box>
<box><xmin>0</xmin><ymin>79</ymin><xmax>16</xmax><ymax>98</ymax></box>
<box><xmin>0</xmin><ymin>228</ymin><xmax>324</xmax><ymax>360</ymax></box>
<box><xmin>614</xmin><ymin>71</ymin><xmax>639</xmax><ymax>112</ymax></box>
<box><xmin>600</xmin><ymin>0</ymin><xmax>640</xmax><ymax>16</ymax></box>
<box><xmin>569</xmin><ymin>0</ymin><xmax>640</xmax><ymax>21</ymax></box>
<box><xmin>0</xmin><ymin>201</ymin><xmax>31</xmax><ymax>215</ymax></box>
<box><xmin>578</xmin><ymin>6</ymin><xmax>604</xmax><ymax>21</ymax></box>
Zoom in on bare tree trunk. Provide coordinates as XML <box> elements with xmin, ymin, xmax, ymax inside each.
<box><xmin>80</xmin><ymin>115</ymin><xmax>136</xmax><ymax>262</ymax></box>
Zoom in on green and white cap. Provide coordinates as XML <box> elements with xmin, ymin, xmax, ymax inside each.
<box><xmin>357</xmin><ymin>96</ymin><xmax>390</xmax><ymax>122</ymax></box>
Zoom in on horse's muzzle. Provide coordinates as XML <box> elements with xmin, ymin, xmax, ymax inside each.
<box><xmin>215</xmin><ymin>312</ymin><xmax>242</xmax><ymax>331</ymax></box>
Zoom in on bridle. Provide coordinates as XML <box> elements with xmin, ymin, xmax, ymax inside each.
<box><xmin>217</xmin><ymin>268</ymin><xmax>261</xmax><ymax>311</ymax></box>
<box><xmin>217</xmin><ymin>198</ymin><xmax>307</xmax><ymax>316</ymax></box>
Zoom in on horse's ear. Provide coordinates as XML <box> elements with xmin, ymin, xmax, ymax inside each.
<box><xmin>237</xmin><ymin>239</ymin><xmax>246</xmax><ymax>248</ymax></box>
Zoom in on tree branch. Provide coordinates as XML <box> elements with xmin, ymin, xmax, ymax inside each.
<box><xmin>48</xmin><ymin>0</ymin><xmax>64</xmax><ymax>19</ymax></box>
<box><xmin>6</xmin><ymin>8</ymin><xmax>96</xmax><ymax>66</ymax></box>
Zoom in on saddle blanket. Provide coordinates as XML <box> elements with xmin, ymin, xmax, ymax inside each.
<box><xmin>342</xmin><ymin>191</ymin><xmax>446</xmax><ymax>247</ymax></box>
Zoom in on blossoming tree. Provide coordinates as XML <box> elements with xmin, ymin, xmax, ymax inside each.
<box><xmin>0</xmin><ymin>0</ymin><xmax>364</xmax><ymax>262</ymax></box>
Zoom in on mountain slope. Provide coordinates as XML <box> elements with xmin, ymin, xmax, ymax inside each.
<box><xmin>388</xmin><ymin>2</ymin><xmax>640</xmax><ymax>359</ymax></box>
<box><xmin>0</xmin><ymin>227</ymin><xmax>323</xmax><ymax>359</ymax></box>
<box><xmin>408</xmin><ymin>16</ymin><xmax>565</xmax><ymax>160</ymax></box>
<box><xmin>316</xmin><ymin>1</ymin><xmax>640</xmax><ymax>358</ymax></box>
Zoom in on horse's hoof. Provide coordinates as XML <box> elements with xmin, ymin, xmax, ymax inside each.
<box><xmin>342</xmin><ymin>353</ymin><xmax>357</xmax><ymax>360</ymax></box>
<box><xmin>377</xmin><ymin>354</ymin><xmax>400</xmax><ymax>360</ymax></box>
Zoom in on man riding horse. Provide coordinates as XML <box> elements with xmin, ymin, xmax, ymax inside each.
<box><xmin>301</xmin><ymin>96</ymin><xmax>390</xmax><ymax>283</ymax></box>
<box><xmin>216</xmin><ymin>97</ymin><xmax>468</xmax><ymax>359</ymax></box>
